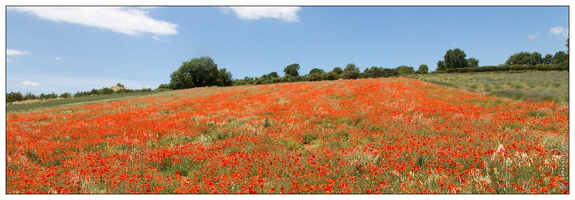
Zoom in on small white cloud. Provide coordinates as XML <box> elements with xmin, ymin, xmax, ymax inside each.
<box><xmin>53</xmin><ymin>56</ymin><xmax>62</xmax><ymax>60</ymax></box>
<box><xmin>151</xmin><ymin>36</ymin><xmax>160</xmax><ymax>41</ymax></box>
<box><xmin>221</xmin><ymin>7</ymin><xmax>301</xmax><ymax>22</ymax></box>
<box><xmin>528</xmin><ymin>32</ymin><xmax>539</xmax><ymax>39</ymax></box>
<box><xmin>549</xmin><ymin>26</ymin><xmax>568</xmax><ymax>37</ymax></box>
<box><xmin>7</xmin><ymin>49</ymin><xmax>31</xmax><ymax>56</ymax></box>
<box><xmin>22</xmin><ymin>80</ymin><xmax>40</xmax><ymax>86</ymax></box>
<box><xmin>7</xmin><ymin>59</ymin><xmax>12</xmax><ymax>62</ymax></box>
<box><xmin>452</xmin><ymin>43</ymin><xmax>461</xmax><ymax>47</ymax></box>
<box><xmin>11</xmin><ymin>7</ymin><xmax>179</xmax><ymax>36</ymax></box>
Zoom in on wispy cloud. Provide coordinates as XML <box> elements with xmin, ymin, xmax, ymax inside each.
<box><xmin>22</xmin><ymin>80</ymin><xmax>40</xmax><ymax>86</ymax></box>
<box><xmin>7</xmin><ymin>59</ymin><xmax>13</xmax><ymax>62</ymax></box>
<box><xmin>10</xmin><ymin>7</ymin><xmax>179</xmax><ymax>36</ymax></box>
<box><xmin>549</xmin><ymin>26</ymin><xmax>568</xmax><ymax>38</ymax></box>
<box><xmin>452</xmin><ymin>42</ymin><xmax>461</xmax><ymax>47</ymax></box>
<box><xmin>7</xmin><ymin>49</ymin><xmax>31</xmax><ymax>56</ymax></box>
<box><xmin>53</xmin><ymin>56</ymin><xmax>62</xmax><ymax>60</ymax></box>
<box><xmin>528</xmin><ymin>32</ymin><xmax>539</xmax><ymax>39</ymax></box>
<box><xmin>220</xmin><ymin>7</ymin><xmax>301</xmax><ymax>22</ymax></box>
<box><xmin>151</xmin><ymin>36</ymin><xmax>160</xmax><ymax>41</ymax></box>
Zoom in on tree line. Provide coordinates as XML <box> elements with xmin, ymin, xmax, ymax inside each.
<box><xmin>6</xmin><ymin>39</ymin><xmax>568</xmax><ymax>103</ymax></box>
<box><xmin>167</xmin><ymin>57</ymin><xmax>431</xmax><ymax>90</ymax></box>
<box><xmin>6</xmin><ymin>83</ymin><xmax>153</xmax><ymax>104</ymax></box>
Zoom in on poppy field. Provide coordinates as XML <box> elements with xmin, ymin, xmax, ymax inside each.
<box><xmin>5</xmin><ymin>77</ymin><xmax>569</xmax><ymax>194</ymax></box>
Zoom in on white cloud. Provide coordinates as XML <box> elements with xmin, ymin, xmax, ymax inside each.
<box><xmin>53</xmin><ymin>56</ymin><xmax>62</xmax><ymax>60</ymax></box>
<box><xmin>549</xmin><ymin>26</ymin><xmax>568</xmax><ymax>37</ymax></box>
<box><xmin>22</xmin><ymin>80</ymin><xmax>40</xmax><ymax>86</ymax></box>
<box><xmin>7</xmin><ymin>59</ymin><xmax>13</xmax><ymax>62</ymax></box>
<box><xmin>221</xmin><ymin>7</ymin><xmax>301</xmax><ymax>22</ymax></box>
<box><xmin>7</xmin><ymin>49</ymin><xmax>31</xmax><ymax>56</ymax></box>
<box><xmin>10</xmin><ymin>7</ymin><xmax>179</xmax><ymax>35</ymax></box>
<box><xmin>151</xmin><ymin>36</ymin><xmax>160</xmax><ymax>41</ymax></box>
<box><xmin>528</xmin><ymin>32</ymin><xmax>539</xmax><ymax>39</ymax></box>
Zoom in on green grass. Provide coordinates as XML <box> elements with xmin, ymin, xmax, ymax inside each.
<box><xmin>6</xmin><ymin>91</ymin><xmax>168</xmax><ymax>113</ymax></box>
<box><xmin>411</xmin><ymin>71</ymin><xmax>568</xmax><ymax>104</ymax></box>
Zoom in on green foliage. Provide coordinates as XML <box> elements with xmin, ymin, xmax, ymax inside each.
<box><xmin>506</xmin><ymin>51</ymin><xmax>544</xmax><ymax>65</ymax></box>
<box><xmin>436</xmin><ymin>60</ymin><xmax>446</xmax><ymax>71</ymax></box>
<box><xmin>467</xmin><ymin>58</ymin><xmax>479</xmax><ymax>68</ymax></box>
<box><xmin>284</xmin><ymin>63</ymin><xmax>300</xmax><ymax>77</ymax></box>
<box><xmin>396</xmin><ymin>65</ymin><xmax>415</xmax><ymax>76</ymax></box>
<box><xmin>169</xmin><ymin>56</ymin><xmax>232</xmax><ymax>89</ymax></box>
<box><xmin>331</xmin><ymin>67</ymin><xmax>343</xmax><ymax>75</ymax></box>
<box><xmin>416</xmin><ymin>64</ymin><xmax>429</xmax><ymax>74</ymax></box>
<box><xmin>59</xmin><ymin>92</ymin><xmax>72</xmax><ymax>99</ymax></box>
<box><xmin>552</xmin><ymin>51</ymin><xmax>568</xmax><ymax>66</ymax></box>
<box><xmin>342</xmin><ymin>63</ymin><xmax>360</xmax><ymax>79</ymax></box>
<box><xmin>362</xmin><ymin>66</ymin><xmax>398</xmax><ymax>78</ymax></box>
<box><xmin>443</xmin><ymin>48</ymin><xmax>469</xmax><ymax>69</ymax></box>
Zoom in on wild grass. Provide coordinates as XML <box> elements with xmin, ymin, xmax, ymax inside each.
<box><xmin>412</xmin><ymin>71</ymin><xmax>568</xmax><ymax>104</ymax></box>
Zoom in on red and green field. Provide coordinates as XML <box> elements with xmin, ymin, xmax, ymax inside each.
<box><xmin>6</xmin><ymin>77</ymin><xmax>569</xmax><ymax>194</ymax></box>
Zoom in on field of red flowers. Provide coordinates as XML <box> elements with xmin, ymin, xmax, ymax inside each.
<box><xmin>6</xmin><ymin>77</ymin><xmax>569</xmax><ymax>194</ymax></box>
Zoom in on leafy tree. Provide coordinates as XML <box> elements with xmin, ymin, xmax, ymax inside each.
<box><xmin>169</xmin><ymin>56</ymin><xmax>231</xmax><ymax>89</ymax></box>
<box><xmin>342</xmin><ymin>63</ymin><xmax>360</xmax><ymax>79</ymax></box>
<box><xmin>363</xmin><ymin>66</ymin><xmax>398</xmax><ymax>78</ymax></box>
<box><xmin>505</xmin><ymin>51</ymin><xmax>543</xmax><ymax>65</ymax></box>
<box><xmin>543</xmin><ymin>54</ymin><xmax>553</xmax><ymax>64</ymax></box>
<box><xmin>284</xmin><ymin>63</ymin><xmax>300</xmax><ymax>77</ymax></box>
<box><xmin>443</xmin><ymin>48</ymin><xmax>469</xmax><ymax>69</ymax></box>
<box><xmin>552</xmin><ymin>51</ymin><xmax>568</xmax><ymax>65</ymax></box>
<box><xmin>416</xmin><ymin>64</ymin><xmax>429</xmax><ymax>74</ymax></box>
<box><xmin>331</xmin><ymin>67</ymin><xmax>343</xmax><ymax>75</ymax></box>
<box><xmin>467</xmin><ymin>58</ymin><xmax>479</xmax><ymax>68</ymax></box>
<box><xmin>216</xmin><ymin>68</ymin><xmax>233</xmax><ymax>86</ymax></box>
<box><xmin>308</xmin><ymin>68</ymin><xmax>326</xmax><ymax>81</ymax></box>
<box><xmin>6</xmin><ymin>91</ymin><xmax>23</xmax><ymax>103</ymax></box>
<box><xmin>116</xmin><ymin>83</ymin><xmax>125</xmax><ymax>88</ymax></box>
<box><xmin>60</xmin><ymin>92</ymin><xmax>72</xmax><ymax>99</ymax></box>
<box><xmin>437</xmin><ymin>60</ymin><xmax>446</xmax><ymax>71</ymax></box>
<box><xmin>324</xmin><ymin>72</ymin><xmax>339</xmax><ymax>80</ymax></box>
<box><xmin>24</xmin><ymin>91</ymin><xmax>37</xmax><ymax>101</ymax></box>
<box><xmin>309</xmin><ymin>68</ymin><xmax>325</xmax><ymax>75</ymax></box>
<box><xmin>396</xmin><ymin>65</ymin><xmax>415</xmax><ymax>76</ymax></box>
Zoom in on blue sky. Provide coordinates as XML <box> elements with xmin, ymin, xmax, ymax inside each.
<box><xmin>4</xmin><ymin>6</ymin><xmax>570</xmax><ymax>95</ymax></box>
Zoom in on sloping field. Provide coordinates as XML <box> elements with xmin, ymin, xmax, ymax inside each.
<box><xmin>6</xmin><ymin>77</ymin><xmax>569</xmax><ymax>194</ymax></box>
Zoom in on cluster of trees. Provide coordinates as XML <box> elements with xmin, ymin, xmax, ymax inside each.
<box><xmin>230</xmin><ymin>63</ymin><xmax>429</xmax><ymax>86</ymax></box>
<box><xmin>6</xmin><ymin>83</ymin><xmax>153</xmax><ymax>104</ymax></box>
<box><xmin>6</xmin><ymin>91</ymin><xmax>60</xmax><ymax>103</ymax></box>
<box><xmin>505</xmin><ymin>51</ymin><xmax>568</xmax><ymax>66</ymax></box>
<box><xmin>167</xmin><ymin>57</ymin><xmax>430</xmax><ymax>89</ymax></box>
<box><xmin>168</xmin><ymin>57</ymin><xmax>233</xmax><ymax>90</ymax></box>
<box><xmin>436</xmin><ymin>48</ymin><xmax>481</xmax><ymax>71</ymax></box>
<box><xmin>72</xmin><ymin>84</ymin><xmax>153</xmax><ymax>98</ymax></box>
<box><xmin>435</xmin><ymin>43</ymin><xmax>568</xmax><ymax>73</ymax></box>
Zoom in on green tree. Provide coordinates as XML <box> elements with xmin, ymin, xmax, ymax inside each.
<box><xmin>284</xmin><ymin>63</ymin><xmax>300</xmax><ymax>77</ymax></box>
<box><xmin>59</xmin><ymin>92</ymin><xmax>72</xmax><ymax>99</ymax></box>
<box><xmin>543</xmin><ymin>54</ymin><xmax>553</xmax><ymax>64</ymax></box>
<box><xmin>331</xmin><ymin>67</ymin><xmax>343</xmax><ymax>75</ymax></box>
<box><xmin>396</xmin><ymin>65</ymin><xmax>415</xmax><ymax>76</ymax></box>
<box><xmin>443</xmin><ymin>48</ymin><xmax>469</xmax><ymax>69</ymax></box>
<box><xmin>342</xmin><ymin>63</ymin><xmax>360</xmax><ymax>79</ymax></box>
<box><xmin>552</xmin><ymin>51</ymin><xmax>568</xmax><ymax>65</ymax></box>
<box><xmin>169</xmin><ymin>56</ymin><xmax>229</xmax><ymax>89</ymax></box>
<box><xmin>216</xmin><ymin>68</ymin><xmax>233</xmax><ymax>86</ymax></box>
<box><xmin>437</xmin><ymin>60</ymin><xmax>446</xmax><ymax>71</ymax></box>
<box><xmin>308</xmin><ymin>68</ymin><xmax>326</xmax><ymax>81</ymax></box>
<box><xmin>116</xmin><ymin>83</ymin><xmax>125</xmax><ymax>88</ymax></box>
<box><xmin>467</xmin><ymin>58</ymin><xmax>479</xmax><ymax>68</ymax></box>
<box><xmin>416</xmin><ymin>64</ymin><xmax>429</xmax><ymax>74</ymax></box>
